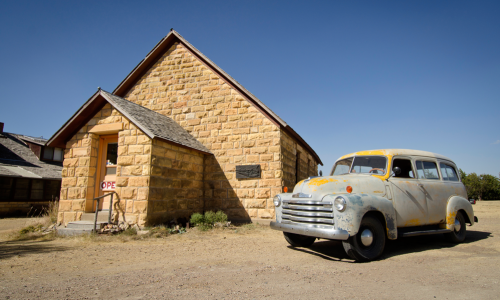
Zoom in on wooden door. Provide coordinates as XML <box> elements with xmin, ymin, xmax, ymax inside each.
<box><xmin>95</xmin><ymin>135</ymin><xmax>118</xmax><ymax>211</ymax></box>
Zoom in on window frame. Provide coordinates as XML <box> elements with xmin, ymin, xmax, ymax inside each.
<box><xmin>391</xmin><ymin>156</ymin><xmax>417</xmax><ymax>179</ymax></box>
<box><xmin>414</xmin><ymin>159</ymin><xmax>441</xmax><ymax>180</ymax></box>
<box><xmin>438</xmin><ymin>161</ymin><xmax>460</xmax><ymax>182</ymax></box>
<box><xmin>41</xmin><ymin>146</ymin><xmax>64</xmax><ymax>162</ymax></box>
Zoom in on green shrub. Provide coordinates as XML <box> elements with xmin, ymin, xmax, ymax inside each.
<box><xmin>189</xmin><ymin>211</ymin><xmax>228</xmax><ymax>230</ymax></box>
<box><xmin>122</xmin><ymin>227</ymin><xmax>137</xmax><ymax>236</ymax></box>
<box><xmin>190</xmin><ymin>213</ymin><xmax>205</xmax><ymax>226</ymax></box>
<box><xmin>204</xmin><ymin>211</ymin><xmax>216</xmax><ymax>224</ymax></box>
<box><xmin>214</xmin><ymin>211</ymin><xmax>228</xmax><ymax>223</ymax></box>
<box><xmin>19</xmin><ymin>224</ymin><xmax>43</xmax><ymax>234</ymax></box>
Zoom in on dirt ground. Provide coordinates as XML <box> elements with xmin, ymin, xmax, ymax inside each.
<box><xmin>0</xmin><ymin>202</ymin><xmax>499</xmax><ymax>300</ymax></box>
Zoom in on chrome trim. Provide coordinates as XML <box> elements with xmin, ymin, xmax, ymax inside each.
<box><xmin>270</xmin><ymin>221</ymin><xmax>350</xmax><ymax>240</ymax></box>
<box><xmin>454</xmin><ymin>218</ymin><xmax>461</xmax><ymax>232</ymax></box>
<box><xmin>360</xmin><ymin>229</ymin><xmax>373</xmax><ymax>246</ymax></box>
<box><xmin>281</xmin><ymin>215</ymin><xmax>334</xmax><ymax>224</ymax></box>
<box><xmin>282</xmin><ymin>204</ymin><xmax>333</xmax><ymax>212</ymax></box>
<box><xmin>281</xmin><ymin>220</ymin><xmax>334</xmax><ymax>229</ymax></box>
<box><xmin>283</xmin><ymin>200</ymin><xmax>329</xmax><ymax>205</ymax></box>
<box><xmin>282</xmin><ymin>209</ymin><xmax>334</xmax><ymax>218</ymax></box>
<box><xmin>292</xmin><ymin>193</ymin><xmax>312</xmax><ymax>198</ymax></box>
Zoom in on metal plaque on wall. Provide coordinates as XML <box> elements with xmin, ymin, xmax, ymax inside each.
<box><xmin>236</xmin><ymin>165</ymin><xmax>261</xmax><ymax>179</ymax></box>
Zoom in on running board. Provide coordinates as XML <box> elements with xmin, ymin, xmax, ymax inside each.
<box><xmin>400</xmin><ymin>229</ymin><xmax>451</xmax><ymax>238</ymax></box>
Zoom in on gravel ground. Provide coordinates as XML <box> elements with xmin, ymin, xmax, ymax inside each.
<box><xmin>0</xmin><ymin>201</ymin><xmax>499</xmax><ymax>299</ymax></box>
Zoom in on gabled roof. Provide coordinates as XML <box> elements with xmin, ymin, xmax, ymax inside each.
<box><xmin>46</xmin><ymin>89</ymin><xmax>212</xmax><ymax>154</ymax></box>
<box><xmin>113</xmin><ymin>30</ymin><xmax>323</xmax><ymax>165</ymax></box>
<box><xmin>0</xmin><ymin>132</ymin><xmax>62</xmax><ymax>179</ymax></box>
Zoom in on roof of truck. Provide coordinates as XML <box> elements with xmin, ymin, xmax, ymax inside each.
<box><xmin>338</xmin><ymin>149</ymin><xmax>453</xmax><ymax>162</ymax></box>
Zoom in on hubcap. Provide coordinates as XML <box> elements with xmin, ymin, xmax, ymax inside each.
<box><xmin>454</xmin><ymin>218</ymin><xmax>461</xmax><ymax>232</ymax></box>
<box><xmin>360</xmin><ymin>229</ymin><xmax>374</xmax><ymax>246</ymax></box>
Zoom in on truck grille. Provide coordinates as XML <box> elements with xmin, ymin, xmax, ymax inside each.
<box><xmin>281</xmin><ymin>200</ymin><xmax>334</xmax><ymax>227</ymax></box>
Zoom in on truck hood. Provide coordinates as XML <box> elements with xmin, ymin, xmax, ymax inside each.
<box><xmin>292</xmin><ymin>175</ymin><xmax>386</xmax><ymax>200</ymax></box>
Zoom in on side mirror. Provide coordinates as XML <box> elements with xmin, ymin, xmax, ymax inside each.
<box><xmin>386</xmin><ymin>166</ymin><xmax>401</xmax><ymax>181</ymax></box>
<box><xmin>393</xmin><ymin>167</ymin><xmax>401</xmax><ymax>176</ymax></box>
<box><xmin>319</xmin><ymin>170</ymin><xmax>323</xmax><ymax>176</ymax></box>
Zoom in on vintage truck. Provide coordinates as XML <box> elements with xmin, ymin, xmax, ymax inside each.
<box><xmin>270</xmin><ymin>149</ymin><xmax>477</xmax><ymax>261</ymax></box>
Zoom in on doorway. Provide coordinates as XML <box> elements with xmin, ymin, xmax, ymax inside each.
<box><xmin>95</xmin><ymin>135</ymin><xmax>118</xmax><ymax>211</ymax></box>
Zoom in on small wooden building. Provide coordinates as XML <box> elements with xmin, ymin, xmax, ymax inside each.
<box><xmin>47</xmin><ymin>30</ymin><xmax>322</xmax><ymax>226</ymax></box>
<box><xmin>0</xmin><ymin>123</ymin><xmax>62</xmax><ymax>217</ymax></box>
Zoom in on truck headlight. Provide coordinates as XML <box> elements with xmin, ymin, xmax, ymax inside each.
<box><xmin>334</xmin><ymin>196</ymin><xmax>346</xmax><ymax>212</ymax></box>
<box><xmin>273</xmin><ymin>195</ymin><xmax>282</xmax><ymax>207</ymax></box>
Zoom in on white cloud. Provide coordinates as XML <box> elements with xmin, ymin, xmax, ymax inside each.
<box><xmin>493</xmin><ymin>140</ymin><xmax>500</xmax><ymax>145</ymax></box>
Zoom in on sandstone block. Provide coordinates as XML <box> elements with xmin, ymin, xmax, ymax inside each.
<box><xmin>128</xmin><ymin>145</ymin><xmax>144</xmax><ymax>155</ymax></box>
<box><xmin>256</xmin><ymin>189</ymin><xmax>271</xmax><ymax>199</ymax></box>
<box><xmin>58</xmin><ymin>200</ymin><xmax>72</xmax><ymax>211</ymax></box>
<box><xmin>133</xmin><ymin>201</ymin><xmax>148</xmax><ymax>214</ymax></box>
<box><xmin>118</xmin><ymin>156</ymin><xmax>134</xmax><ymax>166</ymax></box>
<box><xmin>245</xmin><ymin>199</ymin><xmax>266</xmax><ymax>209</ymax></box>
<box><xmin>121</xmin><ymin>187</ymin><xmax>137</xmax><ymax>200</ymax></box>
<box><xmin>62</xmin><ymin>177</ymin><xmax>77</xmax><ymax>187</ymax></box>
<box><xmin>124</xmin><ymin>136</ymin><xmax>137</xmax><ymax>145</ymax></box>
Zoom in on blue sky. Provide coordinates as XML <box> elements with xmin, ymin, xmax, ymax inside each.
<box><xmin>0</xmin><ymin>1</ymin><xmax>498</xmax><ymax>176</ymax></box>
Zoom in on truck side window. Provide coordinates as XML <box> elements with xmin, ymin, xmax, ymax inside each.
<box><xmin>392</xmin><ymin>159</ymin><xmax>414</xmax><ymax>178</ymax></box>
<box><xmin>440</xmin><ymin>163</ymin><xmax>459</xmax><ymax>181</ymax></box>
<box><xmin>416</xmin><ymin>161</ymin><xmax>440</xmax><ymax>180</ymax></box>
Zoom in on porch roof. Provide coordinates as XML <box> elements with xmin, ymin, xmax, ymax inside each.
<box><xmin>46</xmin><ymin>89</ymin><xmax>212</xmax><ymax>155</ymax></box>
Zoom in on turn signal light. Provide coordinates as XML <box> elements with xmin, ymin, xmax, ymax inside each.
<box><xmin>346</xmin><ymin>186</ymin><xmax>353</xmax><ymax>193</ymax></box>
<box><xmin>284</xmin><ymin>186</ymin><xmax>288</xmax><ymax>193</ymax></box>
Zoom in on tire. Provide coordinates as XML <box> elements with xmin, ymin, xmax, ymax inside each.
<box><xmin>342</xmin><ymin>216</ymin><xmax>386</xmax><ymax>262</ymax></box>
<box><xmin>445</xmin><ymin>211</ymin><xmax>466</xmax><ymax>243</ymax></box>
<box><xmin>283</xmin><ymin>232</ymin><xmax>316</xmax><ymax>247</ymax></box>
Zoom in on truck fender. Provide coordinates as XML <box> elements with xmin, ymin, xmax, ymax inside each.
<box><xmin>446</xmin><ymin>196</ymin><xmax>475</xmax><ymax>230</ymax></box>
<box><xmin>332</xmin><ymin>194</ymin><xmax>398</xmax><ymax>240</ymax></box>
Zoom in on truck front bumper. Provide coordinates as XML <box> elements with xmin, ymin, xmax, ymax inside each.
<box><xmin>270</xmin><ymin>221</ymin><xmax>350</xmax><ymax>240</ymax></box>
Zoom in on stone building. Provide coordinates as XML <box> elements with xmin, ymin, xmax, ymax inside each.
<box><xmin>47</xmin><ymin>30</ymin><xmax>322</xmax><ymax>226</ymax></box>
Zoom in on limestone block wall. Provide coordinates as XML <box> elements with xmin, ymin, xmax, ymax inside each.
<box><xmin>58</xmin><ymin>104</ymin><xmax>152</xmax><ymax>225</ymax></box>
<box><xmin>281</xmin><ymin>131</ymin><xmax>319</xmax><ymax>192</ymax></box>
<box><xmin>122</xmin><ymin>42</ymin><xmax>289</xmax><ymax>220</ymax></box>
<box><xmin>114</xmin><ymin>125</ymin><xmax>153</xmax><ymax>226</ymax></box>
<box><xmin>148</xmin><ymin>140</ymin><xmax>205</xmax><ymax>224</ymax></box>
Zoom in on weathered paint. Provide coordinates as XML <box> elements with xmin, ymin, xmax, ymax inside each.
<box><xmin>404</xmin><ymin>218</ymin><xmax>424</xmax><ymax>226</ymax></box>
<box><xmin>295</xmin><ymin>175</ymin><xmax>386</xmax><ymax>198</ymax></box>
<box><xmin>273</xmin><ymin>148</ymin><xmax>476</xmax><ymax>244</ymax></box>
<box><xmin>446</xmin><ymin>196</ymin><xmax>474</xmax><ymax>230</ymax></box>
<box><xmin>333</xmin><ymin>194</ymin><xmax>398</xmax><ymax>240</ymax></box>
<box><xmin>306</xmin><ymin>178</ymin><xmax>338</xmax><ymax>186</ymax></box>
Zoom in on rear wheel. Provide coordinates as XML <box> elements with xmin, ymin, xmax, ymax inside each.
<box><xmin>445</xmin><ymin>211</ymin><xmax>466</xmax><ymax>243</ymax></box>
<box><xmin>283</xmin><ymin>232</ymin><xmax>316</xmax><ymax>247</ymax></box>
<box><xmin>342</xmin><ymin>216</ymin><xmax>386</xmax><ymax>262</ymax></box>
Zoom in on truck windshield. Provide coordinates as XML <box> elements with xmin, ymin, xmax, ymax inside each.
<box><xmin>331</xmin><ymin>156</ymin><xmax>387</xmax><ymax>176</ymax></box>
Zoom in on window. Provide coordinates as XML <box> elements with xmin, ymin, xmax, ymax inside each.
<box><xmin>0</xmin><ymin>177</ymin><xmax>14</xmax><ymax>200</ymax></box>
<box><xmin>30</xmin><ymin>180</ymin><xmax>44</xmax><ymax>200</ymax></box>
<box><xmin>392</xmin><ymin>158</ymin><xmax>415</xmax><ymax>178</ymax></box>
<box><xmin>415</xmin><ymin>161</ymin><xmax>440</xmax><ymax>180</ymax></box>
<box><xmin>42</xmin><ymin>147</ymin><xmax>63</xmax><ymax>162</ymax></box>
<box><xmin>440</xmin><ymin>163</ymin><xmax>459</xmax><ymax>182</ymax></box>
<box><xmin>332</xmin><ymin>158</ymin><xmax>353</xmax><ymax>175</ymax></box>
<box><xmin>0</xmin><ymin>178</ymin><xmax>61</xmax><ymax>200</ymax></box>
<box><xmin>14</xmin><ymin>179</ymin><xmax>30</xmax><ymax>199</ymax></box>
<box><xmin>350</xmin><ymin>156</ymin><xmax>387</xmax><ymax>175</ymax></box>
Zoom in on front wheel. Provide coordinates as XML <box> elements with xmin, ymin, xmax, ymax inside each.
<box><xmin>342</xmin><ymin>216</ymin><xmax>386</xmax><ymax>262</ymax></box>
<box><xmin>283</xmin><ymin>232</ymin><xmax>316</xmax><ymax>247</ymax></box>
<box><xmin>445</xmin><ymin>211</ymin><xmax>466</xmax><ymax>243</ymax></box>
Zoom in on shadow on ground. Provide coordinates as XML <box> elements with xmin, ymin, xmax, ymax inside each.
<box><xmin>286</xmin><ymin>230</ymin><xmax>491</xmax><ymax>262</ymax></box>
<box><xmin>0</xmin><ymin>239</ymin><xmax>69</xmax><ymax>260</ymax></box>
